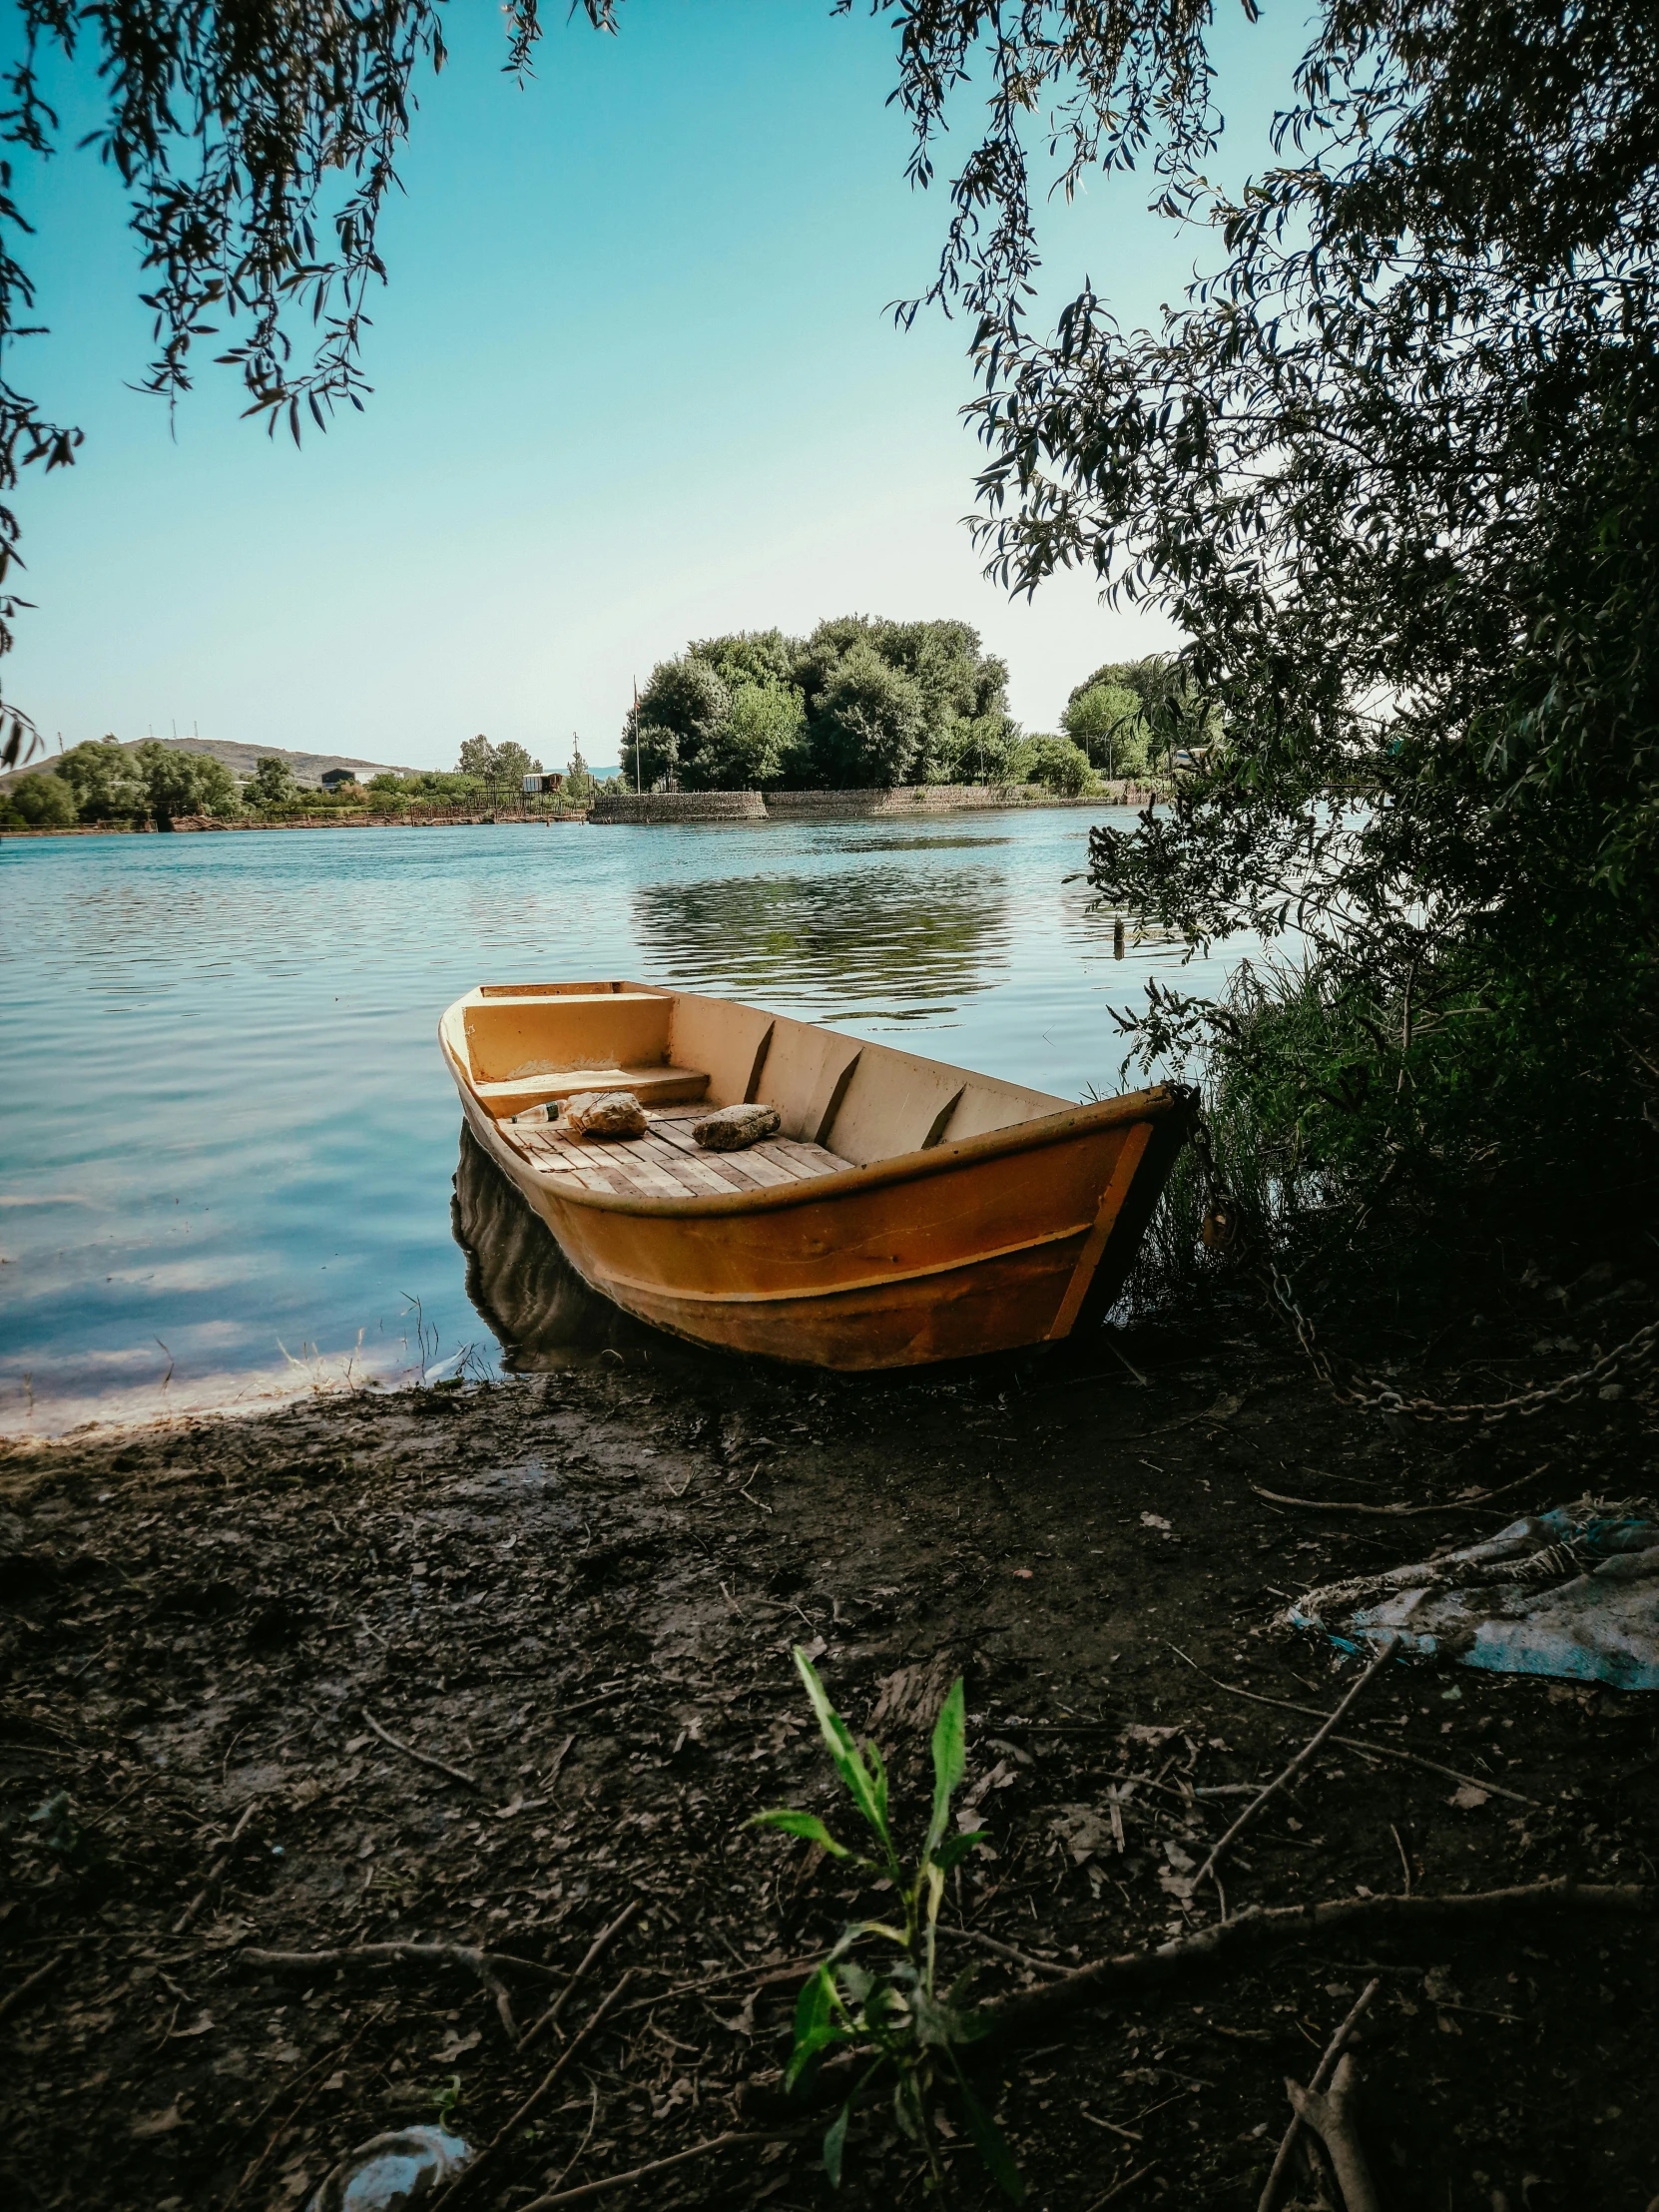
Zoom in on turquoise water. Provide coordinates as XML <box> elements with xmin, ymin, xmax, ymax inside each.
<box><xmin>0</xmin><ymin>813</ymin><xmax>1232</xmax><ymax>1434</ymax></box>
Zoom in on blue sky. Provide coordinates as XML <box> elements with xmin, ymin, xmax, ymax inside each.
<box><xmin>10</xmin><ymin>2</ymin><xmax>1303</xmax><ymax>773</ymax></box>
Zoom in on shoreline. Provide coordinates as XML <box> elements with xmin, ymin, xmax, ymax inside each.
<box><xmin>0</xmin><ymin>809</ymin><xmax>588</xmax><ymax>838</ymax></box>
<box><xmin>0</xmin><ymin>782</ymin><xmax>1168</xmax><ymax>841</ymax></box>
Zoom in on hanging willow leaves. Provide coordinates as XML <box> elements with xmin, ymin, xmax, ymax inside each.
<box><xmin>865</xmin><ymin>0</ymin><xmax>1659</xmax><ymax>1217</ymax></box>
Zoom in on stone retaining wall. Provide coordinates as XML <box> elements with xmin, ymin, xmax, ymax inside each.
<box><xmin>588</xmin><ymin>781</ymin><xmax>1164</xmax><ymax>825</ymax></box>
<box><xmin>763</xmin><ymin>783</ymin><xmax>1042</xmax><ymax>816</ymax></box>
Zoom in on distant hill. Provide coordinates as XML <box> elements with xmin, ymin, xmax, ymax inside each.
<box><xmin>1</xmin><ymin>736</ymin><xmax>424</xmax><ymax>793</ymax></box>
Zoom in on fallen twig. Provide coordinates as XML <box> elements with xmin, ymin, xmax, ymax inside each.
<box><xmin>361</xmin><ymin>1706</ymin><xmax>480</xmax><ymax>1792</ymax></box>
<box><xmin>1388</xmin><ymin>1823</ymin><xmax>1412</xmax><ymax>1896</ymax></box>
<box><xmin>1165</xmin><ymin>1645</ymin><xmax>1539</xmax><ymax>1806</ymax></box>
<box><xmin>542</xmin><ymin>2083</ymin><xmax>601</xmax><ymax>2200</ymax></box>
<box><xmin>514</xmin><ymin>2129</ymin><xmax>802</xmax><ymax>2211</ymax></box>
<box><xmin>543</xmin><ymin>1732</ymin><xmax>577</xmax><ymax>1793</ymax></box>
<box><xmin>1101</xmin><ymin>1336</ymin><xmax>1150</xmax><ymax>1387</ymax></box>
<box><xmin>0</xmin><ymin>1944</ymin><xmax>76</xmax><ymax>2025</ymax></box>
<box><xmin>982</xmin><ymin>1718</ymin><xmax>1117</xmax><ymax>1735</ymax></box>
<box><xmin>1189</xmin><ymin>1636</ymin><xmax>1399</xmax><ymax>1904</ymax></box>
<box><xmin>224</xmin><ymin>2001</ymin><xmax>389</xmax><ymax>2210</ymax></box>
<box><xmin>1248</xmin><ymin>1469</ymin><xmax>1545</xmax><ymax>1517</ymax></box>
<box><xmin>546</xmin><ymin>1685</ymin><xmax>633</xmax><ymax>1722</ymax></box>
<box><xmin>980</xmin><ymin>1882</ymin><xmax>1654</xmax><ymax>2049</ymax></box>
<box><xmin>174</xmin><ymin>1796</ymin><xmax>262</xmax><ymax>1935</ymax></box>
<box><xmin>951</xmin><ymin>1928</ymin><xmax>1072</xmax><ymax>1977</ymax></box>
<box><xmin>1079</xmin><ymin>2105</ymin><xmax>1142</xmax><ymax>2141</ymax></box>
<box><xmin>519</xmin><ymin>1899</ymin><xmax>642</xmax><ymax>2051</ymax></box>
<box><xmin>617</xmin><ymin>1953</ymin><xmax>818</xmax><ymax>2013</ymax></box>
<box><xmin>446</xmin><ymin>1967</ymin><xmax>637</xmax><ymax>2205</ymax></box>
<box><xmin>1081</xmin><ymin>2160</ymin><xmax>1159</xmax><ymax>2210</ymax></box>
<box><xmin>1258</xmin><ymin>1978</ymin><xmax>1381</xmax><ymax>2212</ymax></box>
<box><xmin>243</xmin><ymin>1939</ymin><xmax>560</xmax><ymax>1981</ymax></box>
<box><xmin>1285</xmin><ymin>2054</ymin><xmax>1382</xmax><ymax>2212</ymax></box>
<box><xmin>243</xmin><ymin>1938</ymin><xmax>555</xmax><ymax>2037</ymax></box>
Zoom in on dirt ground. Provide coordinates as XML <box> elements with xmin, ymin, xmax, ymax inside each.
<box><xmin>3</xmin><ymin>1172</ymin><xmax>1657</xmax><ymax>2212</ymax></box>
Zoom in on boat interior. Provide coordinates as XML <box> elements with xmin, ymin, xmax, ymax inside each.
<box><xmin>442</xmin><ymin>980</ymin><xmax>1071</xmax><ymax>1203</ymax></box>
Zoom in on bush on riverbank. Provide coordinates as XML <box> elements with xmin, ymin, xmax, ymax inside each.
<box><xmin>3</xmin><ymin>736</ymin><xmax>244</xmax><ymax>828</ymax></box>
<box><xmin>0</xmin><ymin>770</ymin><xmax>78</xmax><ymax>828</ymax></box>
<box><xmin>1017</xmin><ymin>732</ymin><xmax>1098</xmax><ymax>795</ymax></box>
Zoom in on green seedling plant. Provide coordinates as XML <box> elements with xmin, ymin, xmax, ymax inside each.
<box><xmin>751</xmin><ymin>1647</ymin><xmax>1022</xmax><ymax>2201</ymax></box>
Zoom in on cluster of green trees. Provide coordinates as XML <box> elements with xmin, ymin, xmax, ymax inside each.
<box><xmin>624</xmin><ymin>617</ymin><xmax>1136</xmax><ymax>796</ymax></box>
<box><xmin>0</xmin><ymin>681</ymin><xmax>1177</xmax><ymax>830</ymax></box>
<box><xmin>1059</xmin><ymin>658</ymin><xmax>1206</xmax><ymax>780</ymax></box>
<box><xmin>356</xmin><ymin>734</ymin><xmax>546</xmax><ymax>806</ymax></box>
<box><xmin>0</xmin><ymin>739</ymin><xmax>244</xmax><ymax>830</ymax></box>
<box><xmin>0</xmin><ymin>738</ymin><xmax>364</xmax><ymax>828</ymax></box>
<box><xmin>366</xmin><ymin>737</ymin><xmax>609</xmax><ymax>807</ymax></box>
<box><xmin>0</xmin><ymin>733</ymin><xmax>609</xmax><ymax>830</ymax></box>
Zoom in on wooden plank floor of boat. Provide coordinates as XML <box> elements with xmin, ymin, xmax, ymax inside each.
<box><xmin>499</xmin><ymin>1104</ymin><xmax>854</xmax><ymax>1200</ymax></box>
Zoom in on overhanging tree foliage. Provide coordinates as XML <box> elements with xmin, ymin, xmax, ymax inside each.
<box><xmin>0</xmin><ymin>0</ymin><xmax>616</xmax><ymax>765</ymax></box>
<box><xmin>875</xmin><ymin>0</ymin><xmax>1659</xmax><ymax>1219</ymax></box>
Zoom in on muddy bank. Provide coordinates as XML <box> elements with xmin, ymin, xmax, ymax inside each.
<box><xmin>3</xmin><ymin>1256</ymin><xmax>1657</xmax><ymax>2209</ymax></box>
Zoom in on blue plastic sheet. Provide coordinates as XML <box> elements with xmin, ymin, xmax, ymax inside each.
<box><xmin>1288</xmin><ymin>1502</ymin><xmax>1659</xmax><ymax>1690</ymax></box>
<box><xmin>306</xmin><ymin>2126</ymin><xmax>474</xmax><ymax>2211</ymax></box>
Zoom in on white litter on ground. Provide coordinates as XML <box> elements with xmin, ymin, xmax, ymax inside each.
<box><xmin>1287</xmin><ymin>1500</ymin><xmax>1659</xmax><ymax>1689</ymax></box>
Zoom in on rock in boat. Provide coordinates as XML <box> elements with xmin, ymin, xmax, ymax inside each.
<box><xmin>438</xmin><ymin>979</ymin><xmax>1194</xmax><ymax>1372</ymax></box>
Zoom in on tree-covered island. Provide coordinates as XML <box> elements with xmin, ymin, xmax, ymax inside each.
<box><xmin>623</xmin><ymin>617</ymin><xmax>1173</xmax><ymax>797</ymax></box>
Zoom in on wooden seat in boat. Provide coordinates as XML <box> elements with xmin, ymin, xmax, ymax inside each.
<box><xmin>457</xmin><ymin>983</ymin><xmax>711</xmax><ymax>1119</ymax></box>
<box><xmin>501</xmin><ymin>1105</ymin><xmax>851</xmax><ymax>1200</ymax></box>
<box><xmin>471</xmin><ymin>1064</ymin><xmax>710</xmax><ymax>1117</ymax></box>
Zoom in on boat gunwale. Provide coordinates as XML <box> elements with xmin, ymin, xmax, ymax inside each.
<box><xmin>442</xmin><ymin>1016</ymin><xmax>1193</xmax><ymax>1219</ymax></box>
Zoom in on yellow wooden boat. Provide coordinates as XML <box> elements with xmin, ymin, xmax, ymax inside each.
<box><xmin>439</xmin><ymin>980</ymin><xmax>1192</xmax><ymax>1371</ymax></box>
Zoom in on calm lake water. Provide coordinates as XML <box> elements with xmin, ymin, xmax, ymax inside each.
<box><xmin>1</xmin><ymin>811</ymin><xmax>1234</xmax><ymax>1435</ymax></box>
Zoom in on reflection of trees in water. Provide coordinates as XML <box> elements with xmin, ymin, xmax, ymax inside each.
<box><xmin>631</xmin><ymin>865</ymin><xmax>1009</xmax><ymax>1015</ymax></box>
<box><xmin>450</xmin><ymin>1125</ymin><xmax>723</xmax><ymax>1379</ymax></box>
<box><xmin>807</xmin><ymin>833</ymin><xmax>1013</xmax><ymax>856</ymax></box>
<box><xmin>1061</xmin><ymin>877</ymin><xmax>1198</xmax><ymax>970</ymax></box>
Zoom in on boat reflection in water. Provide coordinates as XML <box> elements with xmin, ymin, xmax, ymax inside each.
<box><xmin>450</xmin><ymin>1122</ymin><xmax>701</xmax><ymax>1373</ymax></box>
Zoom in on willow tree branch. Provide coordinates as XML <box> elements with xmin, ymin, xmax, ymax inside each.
<box><xmin>979</xmin><ymin>1882</ymin><xmax>1655</xmax><ymax>2051</ymax></box>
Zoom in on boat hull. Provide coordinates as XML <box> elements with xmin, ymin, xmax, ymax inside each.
<box><xmin>447</xmin><ymin>1055</ymin><xmax>1190</xmax><ymax>1371</ymax></box>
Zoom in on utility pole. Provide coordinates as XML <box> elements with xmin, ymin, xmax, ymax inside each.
<box><xmin>633</xmin><ymin>681</ymin><xmax>642</xmax><ymax>794</ymax></box>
